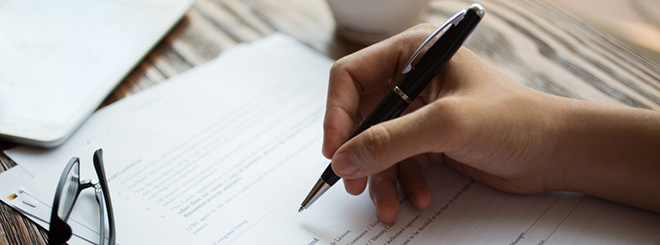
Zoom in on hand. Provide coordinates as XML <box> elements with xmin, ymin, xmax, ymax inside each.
<box><xmin>323</xmin><ymin>23</ymin><xmax>562</xmax><ymax>222</ymax></box>
<box><xmin>322</xmin><ymin>24</ymin><xmax>660</xmax><ymax>223</ymax></box>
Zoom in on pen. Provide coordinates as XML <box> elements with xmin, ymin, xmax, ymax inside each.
<box><xmin>299</xmin><ymin>4</ymin><xmax>485</xmax><ymax>212</ymax></box>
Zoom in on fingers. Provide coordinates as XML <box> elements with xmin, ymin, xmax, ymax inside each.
<box><xmin>369</xmin><ymin>167</ymin><xmax>400</xmax><ymax>224</ymax></box>
<box><xmin>331</xmin><ymin>104</ymin><xmax>443</xmax><ymax>179</ymax></box>
<box><xmin>398</xmin><ymin>156</ymin><xmax>432</xmax><ymax>210</ymax></box>
<box><xmin>343</xmin><ymin>177</ymin><xmax>368</xmax><ymax>196</ymax></box>
<box><xmin>322</xmin><ymin>24</ymin><xmax>438</xmax><ymax>158</ymax></box>
<box><xmin>365</xmin><ymin>156</ymin><xmax>431</xmax><ymax>224</ymax></box>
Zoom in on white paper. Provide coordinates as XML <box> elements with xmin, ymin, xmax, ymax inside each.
<box><xmin>3</xmin><ymin>34</ymin><xmax>660</xmax><ymax>244</ymax></box>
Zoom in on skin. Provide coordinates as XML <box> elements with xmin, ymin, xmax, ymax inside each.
<box><xmin>322</xmin><ymin>24</ymin><xmax>660</xmax><ymax>224</ymax></box>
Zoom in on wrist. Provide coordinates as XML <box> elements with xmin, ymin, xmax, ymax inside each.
<box><xmin>550</xmin><ymin>98</ymin><xmax>660</xmax><ymax>212</ymax></box>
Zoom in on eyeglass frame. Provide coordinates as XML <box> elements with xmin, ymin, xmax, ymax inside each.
<box><xmin>48</xmin><ymin>148</ymin><xmax>116</xmax><ymax>245</ymax></box>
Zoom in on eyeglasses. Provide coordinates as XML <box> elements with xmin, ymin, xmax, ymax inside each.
<box><xmin>48</xmin><ymin>148</ymin><xmax>116</xmax><ymax>245</ymax></box>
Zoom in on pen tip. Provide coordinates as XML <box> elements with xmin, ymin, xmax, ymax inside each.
<box><xmin>298</xmin><ymin>206</ymin><xmax>304</xmax><ymax>213</ymax></box>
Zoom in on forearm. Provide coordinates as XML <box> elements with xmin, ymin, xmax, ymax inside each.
<box><xmin>553</xmin><ymin>97</ymin><xmax>660</xmax><ymax>212</ymax></box>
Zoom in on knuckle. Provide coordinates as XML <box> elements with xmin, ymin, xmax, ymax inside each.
<box><xmin>397</xmin><ymin>23</ymin><xmax>436</xmax><ymax>38</ymax></box>
<box><xmin>361</xmin><ymin>124</ymin><xmax>393</xmax><ymax>162</ymax></box>
<box><xmin>330</xmin><ymin>57</ymin><xmax>350</xmax><ymax>78</ymax></box>
<box><xmin>427</xmin><ymin>98</ymin><xmax>474</xmax><ymax>149</ymax></box>
<box><xmin>396</xmin><ymin>23</ymin><xmax>439</xmax><ymax>43</ymax></box>
<box><xmin>412</xmin><ymin>23</ymin><xmax>437</xmax><ymax>31</ymax></box>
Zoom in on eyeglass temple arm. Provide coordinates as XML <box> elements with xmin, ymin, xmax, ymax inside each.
<box><xmin>94</xmin><ymin>148</ymin><xmax>116</xmax><ymax>245</ymax></box>
<box><xmin>93</xmin><ymin>188</ymin><xmax>106</xmax><ymax>244</ymax></box>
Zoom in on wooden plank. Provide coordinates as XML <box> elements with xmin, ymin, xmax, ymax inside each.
<box><xmin>0</xmin><ymin>201</ymin><xmax>46</xmax><ymax>244</ymax></box>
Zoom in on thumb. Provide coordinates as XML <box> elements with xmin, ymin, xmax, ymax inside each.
<box><xmin>331</xmin><ymin>106</ymin><xmax>440</xmax><ymax>179</ymax></box>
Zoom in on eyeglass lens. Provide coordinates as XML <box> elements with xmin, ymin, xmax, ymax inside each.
<box><xmin>57</xmin><ymin>161</ymin><xmax>80</xmax><ymax>220</ymax></box>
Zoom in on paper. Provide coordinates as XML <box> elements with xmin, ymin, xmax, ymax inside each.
<box><xmin>2</xmin><ymin>34</ymin><xmax>659</xmax><ymax>244</ymax></box>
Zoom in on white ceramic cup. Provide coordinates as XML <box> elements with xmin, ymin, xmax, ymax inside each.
<box><xmin>327</xmin><ymin>0</ymin><xmax>429</xmax><ymax>44</ymax></box>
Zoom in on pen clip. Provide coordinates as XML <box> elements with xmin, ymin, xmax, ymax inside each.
<box><xmin>402</xmin><ymin>9</ymin><xmax>466</xmax><ymax>74</ymax></box>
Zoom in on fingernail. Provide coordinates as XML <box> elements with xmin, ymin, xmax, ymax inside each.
<box><xmin>333</xmin><ymin>151</ymin><xmax>360</xmax><ymax>175</ymax></box>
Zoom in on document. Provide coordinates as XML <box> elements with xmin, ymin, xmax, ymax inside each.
<box><xmin>2</xmin><ymin>34</ymin><xmax>659</xmax><ymax>244</ymax></box>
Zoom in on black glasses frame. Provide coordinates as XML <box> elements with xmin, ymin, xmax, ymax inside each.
<box><xmin>48</xmin><ymin>148</ymin><xmax>115</xmax><ymax>245</ymax></box>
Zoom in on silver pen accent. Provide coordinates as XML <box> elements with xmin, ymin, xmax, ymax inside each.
<box><xmin>299</xmin><ymin>178</ymin><xmax>331</xmax><ymax>212</ymax></box>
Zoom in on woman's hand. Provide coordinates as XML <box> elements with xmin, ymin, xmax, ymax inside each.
<box><xmin>323</xmin><ymin>24</ymin><xmax>660</xmax><ymax>223</ymax></box>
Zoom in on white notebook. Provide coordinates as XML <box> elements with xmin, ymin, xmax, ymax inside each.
<box><xmin>0</xmin><ymin>0</ymin><xmax>191</xmax><ymax>147</ymax></box>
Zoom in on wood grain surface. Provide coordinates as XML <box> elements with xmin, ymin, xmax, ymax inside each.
<box><xmin>1</xmin><ymin>0</ymin><xmax>658</xmax><ymax>244</ymax></box>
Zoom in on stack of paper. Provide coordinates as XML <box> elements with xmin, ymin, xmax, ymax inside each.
<box><xmin>1</xmin><ymin>34</ymin><xmax>659</xmax><ymax>244</ymax></box>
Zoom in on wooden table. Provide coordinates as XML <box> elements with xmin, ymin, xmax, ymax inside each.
<box><xmin>1</xmin><ymin>0</ymin><xmax>659</xmax><ymax>243</ymax></box>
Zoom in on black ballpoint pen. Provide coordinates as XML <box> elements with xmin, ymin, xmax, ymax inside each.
<box><xmin>299</xmin><ymin>4</ymin><xmax>485</xmax><ymax>212</ymax></box>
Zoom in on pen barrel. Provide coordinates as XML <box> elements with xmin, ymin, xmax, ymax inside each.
<box><xmin>397</xmin><ymin>7</ymin><xmax>483</xmax><ymax>100</ymax></box>
<box><xmin>321</xmin><ymin>164</ymin><xmax>341</xmax><ymax>185</ymax></box>
<box><xmin>322</xmin><ymin>91</ymin><xmax>409</xmax><ymax>186</ymax></box>
<box><xmin>305</xmin><ymin>5</ymin><xmax>483</xmax><ymax>209</ymax></box>
<box><xmin>320</xmin><ymin>7</ymin><xmax>482</xmax><ymax>187</ymax></box>
<box><xmin>351</xmin><ymin>90</ymin><xmax>410</xmax><ymax>138</ymax></box>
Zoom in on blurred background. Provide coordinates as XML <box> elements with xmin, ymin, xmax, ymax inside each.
<box><xmin>550</xmin><ymin>0</ymin><xmax>660</xmax><ymax>62</ymax></box>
